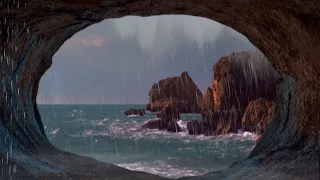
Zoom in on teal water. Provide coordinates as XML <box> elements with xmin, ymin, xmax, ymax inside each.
<box><xmin>39</xmin><ymin>104</ymin><xmax>256</xmax><ymax>178</ymax></box>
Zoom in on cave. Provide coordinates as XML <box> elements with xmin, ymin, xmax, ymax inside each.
<box><xmin>0</xmin><ymin>1</ymin><xmax>319</xmax><ymax>179</ymax></box>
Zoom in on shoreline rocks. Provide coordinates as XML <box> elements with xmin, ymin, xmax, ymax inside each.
<box><xmin>188</xmin><ymin>51</ymin><xmax>278</xmax><ymax>138</ymax></box>
<box><xmin>142</xmin><ymin>104</ymin><xmax>182</xmax><ymax>132</ymax></box>
<box><xmin>188</xmin><ymin>106</ymin><xmax>243</xmax><ymax>136</ymax></box>
<box><xmin>124</xmin><ymin>109</ymin><xmax>145</xmax><ymax>116</ymax></box>
<box><xmin>144</xmin><ymin>51</ymin><xmax>278</xmax><ymax>137</ymax></box>
<box><xmin>242</xmin><ymin>98</ymin><xmax>274</xmax><ymax>135</ymax></box>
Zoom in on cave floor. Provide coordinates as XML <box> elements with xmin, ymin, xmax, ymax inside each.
<box><xmin>0</xmin><ymin>150</ymin><xmax>318</xmax><ymax>180</ymax></box>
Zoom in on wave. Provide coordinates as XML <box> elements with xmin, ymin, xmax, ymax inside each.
<box><xmin>126</xmin><ymin>115</ymin><xmax>141</xmax><ymax>117</ymax></box>
<box><xmin>177</xmin><ymin>120</ymin><xmax>188</xmax><ymax>130</ymax></box>
<box><xmin>50</xmin><ymin>128</ymin><xmax>60</xmax><ymax>135</ymax></box>
<box><xmin>82</xmin><ymin>130</ymin><xmax>110</xmax><ymax>137</ymax></box>
<box><xmin>75</xmin><ymin>117</ymin><xmax>257</xmax><ymax>142</ymax></box>
<box><xmin>116</xmin><ymin>160</ymin><xmax>214</xmax><ymax>178</ymax></box>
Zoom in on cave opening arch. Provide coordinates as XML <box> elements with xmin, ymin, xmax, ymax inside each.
<box><xmin>0</xmin><ymin>1</ymin><xmax>319</xmax><ymax>179</ymax></box>
<box><xmin>37</xmin><ymin>15</ymin><xmax>272</xmax><ymax>178</ymax></box>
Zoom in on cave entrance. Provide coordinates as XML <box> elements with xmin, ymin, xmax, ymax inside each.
<box><xmin>37</xmin><ymin>15</ymin><xmax>277</xmax><ymax>178</ymax></box>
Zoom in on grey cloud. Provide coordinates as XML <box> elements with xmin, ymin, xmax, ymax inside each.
<box><xmin>37</xmin><ymin>15</ymin><xmax>255</xmax><ymax>104</ymax></box>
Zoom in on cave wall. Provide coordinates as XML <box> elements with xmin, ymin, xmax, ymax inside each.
<box><xmin>0</xmin><ymin>0</ymin><xmax>319</xmax><ymax>170</ymax></box>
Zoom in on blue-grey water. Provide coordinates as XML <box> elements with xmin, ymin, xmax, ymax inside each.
<box><xmin>39</xmin><ymin>104</ymin><xmax>256</xmax><ymax>178</ymax></box>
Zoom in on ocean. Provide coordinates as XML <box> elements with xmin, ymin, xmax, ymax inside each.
<box><xmin>38</xmin><ymin>104</ymin><xmax>256</xmax><ymax>178</ymax></box>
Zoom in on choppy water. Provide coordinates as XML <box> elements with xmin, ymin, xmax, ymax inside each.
<box><xmin>39</xmin><ymin>104</ymin><xmax>256</xmax><ymax>178</ymax></box>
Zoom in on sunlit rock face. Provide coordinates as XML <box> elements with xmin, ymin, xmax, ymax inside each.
<box><xmin>212</xmin><ymin>51</ymin><xmax>278</xmax><ymax>111</ymax></box>
<box><xmin>0</xmin><ymin>0</ymin><xmax>319</xmax><ymax>179</ymax></box>
<box><xmin>146</xmin><ymin>71</ymin><xmax>203</xmax><ymax>113</ymax></box>
<box><xmin>201</xmin><ymin>87</ymin><xmax>214</xmax><ymax>114</ymax></box>
<box><xmin>197</xmin><ymin>51</ymin><xmax>278</xmax><ymax>136</ymax></box>
<box><xmin>242</xmin><ymin>98</ymin><xmax>274</xmax><ymax>135</ymax></box>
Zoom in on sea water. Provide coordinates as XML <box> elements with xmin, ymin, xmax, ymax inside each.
<box><xmin>39</xmin><ymin>104</ymin><xmax>256</xmax><ymax>178</ymax></box>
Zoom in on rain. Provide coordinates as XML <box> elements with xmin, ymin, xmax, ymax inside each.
<box><xmin>2</xmin><ymin>0</ymin><xmax>314</xmax><ymax>178</ymax></box>
<box><xmin>35</xmin><ymin>15</ymin><xmax>269</xmax><ymax>178</ymax></box>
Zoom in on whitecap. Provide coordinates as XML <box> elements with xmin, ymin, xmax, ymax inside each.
<box><xmin>126</xmin><ymin>115</ymin><xmax>140</xmax><ymax>117</ymax></box>
<box><xmin>81</xmin><ymin>130</ymin><xmax>110</xmax><ymax>137</ymax></box>
<box><xmin>96</xmin><ymin>122</ymin><xmax>104</xmax><ymax>126</ymax></box>
<box><xmin>50</xmin><ymin>128</ymin><xmax>60</xmax><ymax>135</ymax></box>
<box><xmin>177</xmin><ymin>120</ymin><xmax>187</xmax><ymax>130</ymax></box>
<box><xmin>116</xmin><ymin>160</ymin><xmax>212</xmax><ymax>178</ymax></box>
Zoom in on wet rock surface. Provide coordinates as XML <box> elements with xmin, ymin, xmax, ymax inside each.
<box><xmin>1</xmin><ymin>0</ymin><xmax>319</xmax><ymax>179</ymax></box>
<box><xmin>147</xmin><ymin>72</ymin><xmax>203</xmax><ymax>113</ymax></box>
<box><xmin>200</xmin><ymin>87</ymin><xmax>214</xmax><ymax>115</ymax></box>
<box><xmin>143</xmin><ymin>104</ymin><xmax>182</xmax><ymax>132</ymax></box>
<box><xmin>124</xmin><ymin>109</ymin><xmax>145</xmax><ymax>116</ymax></box>
<box><xmin>156</xmin><ymin>104</ymin><xmax>181</xmax><ymax>120</ymax></box>
<box><xmin>212</xmin><ymin>51</ymin><xmax>278</xmax><ymax>111</ymax></box>
<box><xmin>193</xmin><ymin>51</ymin><xmax>277</xmax><ymax>137</ymax></box>
<box><xmin>187</xmin><ymin>120</ymin><xmax>204</xmax><ymax>135</ymax></box>
<box><xmin>242</xmin><ymin>98</ymin><xmax>274</xmax><ymax>135</ymax></box>
<box><xmin>197</xmin><ymin>106</ymin><xmax>243</xmax><ymax>136</ymax></box>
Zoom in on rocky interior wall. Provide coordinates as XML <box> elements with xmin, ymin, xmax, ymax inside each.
<box><xmin>0</xmin><ymin>0</ymin><xmax>319</xmax><ymax>177</ymax></box>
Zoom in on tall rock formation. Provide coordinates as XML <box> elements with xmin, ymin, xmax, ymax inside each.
<box><xmin>212</xmin><ymin>51</ymin><xmax>278</xmax><ymax>111</ymax></box>
<box><xmin>201</xmin><ymin>87</ymin><xmax>215</xmax><ymax>113</ymax></box>
<box><xmin>146</xmin><ymin>71</ymin><xmax>203</xmax><ymax>113</ymax></box>
<box><xmin>192</xmin><ymin>51</ymin><xmax>279</xmax><ymax>136</ymax></box>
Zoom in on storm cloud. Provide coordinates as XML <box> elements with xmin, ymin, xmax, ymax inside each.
<box><xmin>37</xmin><ymin>15</ymin><xmax>256</xmax><ymax>104</ymax></box>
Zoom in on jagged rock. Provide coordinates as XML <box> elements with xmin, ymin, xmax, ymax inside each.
<box><xmin>198</xmin><ymin>51</ymin><xmax>278</xmax><ymax>136</ymax></box>
<box><xmin>147</xmin><ymin>71</ymin><xmax>203</xmax><ymax>113</ymax></box>
<box><xmin>212</xmin><ymin>51</ymin><xmax>278</xmax><ymax>111</ymax></box>
<box><xmin>188</xmin><ymin>106</ymin><xmax>243</xmax><ymax>136</ymax></box>
<box><xmin>214</xmin><ymin>106</ymin><xmax>243</xmax><ymax>135</ymax></box>
<box><xmin>167</xmin><ymin>121</ymin><xmax>181</xmax><ymax>132</ymax></box>
<box><xmin>124</xmin><ymin>109</ymin><xmax>145</xmax><ymax>116</ymax></box>
<box><xmin>142</xmin><ymin>119</ymin><xmax>167</xmax><ymax>130</ymax></box>
<box><xmin>202</xmin><ymin>106</ymin><xmax>243</xmax><ymax>135</ymax></box>
<box><xmin>143</xmin><ymin>104</ymin><xmax>181</xmax><ymax>132</ymax></box>
<box><xmin>156</xmin><ymin>104</ymin><xmax>180</xmax><ymax>121</ymax></box>
<box><xmin>187</xmin><ymin>120</ymin><xmax>204</xmax><ymax>135</ymax></box>
<box><xmin>1</xmin><ymin>1</ymin><xmax>319</xmax><ymax>179</ymax></box>
<box><xmin>242</xmin><ymin>98</ymin><xmax>274</xmax><ymax>135</ymax></box>
<box><xmin>201</xmin><ymin>87</ymin><xmax>214</xmax><ymax>113</ymax></box>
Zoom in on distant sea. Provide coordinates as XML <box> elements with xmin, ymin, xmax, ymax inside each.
<box><xmin>39</xmin><ymin>104</ymin><xmax>256</xmax><ymax>178</ymax></box>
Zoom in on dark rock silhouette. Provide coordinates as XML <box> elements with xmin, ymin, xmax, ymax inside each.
<box><xmin>142</xmin><ymin>119</ymin><xmax>167</xmax><ymax>130</ymax></box>
<box><xmin>143</xmin><ymin>104</ymin><xmax>181</xmax><ymax>132</ymax></box>
<box><xmin>203</xmin><ymin>106</ymin><xmax>243</xmax><ymax>135</ymax></box>
<box><xmin>124</xmin><ymin>109</ymin><xmax>145</xmax><ymax>116</ymax></box>
<box><xmin>167</xmin><ymin>121</ymin><xmax>182</xmax><ymax>132</ymax></box>
<box><xmin>187</xmin><ymin>120</ymin><xmax>204</xmax><ymax>135</ymax></box>
<box><xmin>156</xmin><ymin>103</ymin><xmax>181</xmax><ymax>120</ymax></box>
<box><xmin>147</xmin><ymin>72</ymin><xmax>203</xmax><ymax>113</ymax></box>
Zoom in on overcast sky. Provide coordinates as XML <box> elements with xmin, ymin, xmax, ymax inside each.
<box><xmin>37</xmin><ymin>15</ymin><xmax>255</xmax><ymax>104</ymax></box>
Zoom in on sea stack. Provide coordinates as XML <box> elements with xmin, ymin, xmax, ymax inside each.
<box><xmin>188</xmin><ymin>51</ymin><xmax>279</xmax><ymax>137</ymax></box>
<box><xmin>143</xmin><ymin>71</ymin><xmax>202</xmax><ymax>132</ymax></box>
<box><xmin>146</xmin><ymin>71</ymin><xmax>203</xmax><ymax>113</ymax></box>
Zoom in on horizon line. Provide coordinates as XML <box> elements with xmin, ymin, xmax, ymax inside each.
<box><xmin>37</xmin><ymin>103</ymin><xmax>148</xmax><ymax>105</ymax></box>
